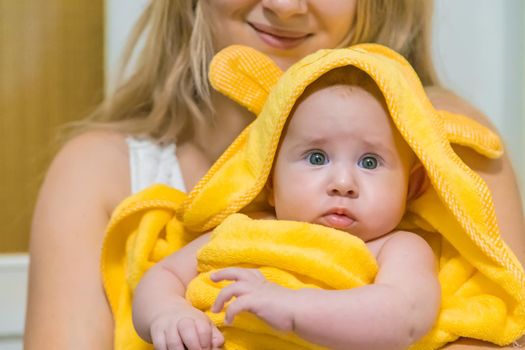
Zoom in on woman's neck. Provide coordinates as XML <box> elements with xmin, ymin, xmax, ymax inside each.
<box><xmin>194</xmin><ymin>91</ymin><xmax>254</xmax><ymax>162</ymax></box>
<box><xmin>176</xmin><ymin>91</ymin><xmax>254</xmax><ymax>190</ymax></box>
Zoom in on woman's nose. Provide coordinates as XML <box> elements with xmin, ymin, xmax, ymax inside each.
<box><xmin>328</xmin><ymin>170</ymin><xmax>358</xmax><ymax>198</ymax></box>
<box><xmin>261</xmin><ymin>0</ymin><xmax>308</xmax><ymax>19</ymax></box>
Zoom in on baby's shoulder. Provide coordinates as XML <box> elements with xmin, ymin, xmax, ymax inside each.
<box><xmin>366</xmin><ymin>230</ymin><xmax>432</xmax><ymax>260</ymax></box>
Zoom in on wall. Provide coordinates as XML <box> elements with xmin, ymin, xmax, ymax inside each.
<box><xmin>0</xmin><ymin>255</ymin><xmax>28</xmax><ymax>349</ymax></box>
<box><xmin>105</xmin><ymin>0</ymin><xmax>148</xmax><ymax>92</ymax></box>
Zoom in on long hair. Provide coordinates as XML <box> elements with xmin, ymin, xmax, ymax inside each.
<box><xmin>347</xmin><ymin>0</ymin><xmax>437</xmax><ymax>86</ymax></box>
<box><xmin>71</xmin><ymin>0</ymin><xmax>437</xmax><ymax>144</ymax></box>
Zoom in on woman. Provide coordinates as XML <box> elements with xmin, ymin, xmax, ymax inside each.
<box><xmin>25</xmin><ymin>1</ymin><xmax>525</xmax><ymax>349</ymax></box>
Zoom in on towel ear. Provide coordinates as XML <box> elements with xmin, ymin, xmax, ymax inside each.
<box><xmin>438</xmin><ymin>110</ymin><xmax>503</xmax><ymax>159</ymax></box>
<box><xmin>209</xmin><ymin>45</ymin><xmax>283</xmax><ymax>115</ymax></box>
<box><xmin>407</xmin><ymin>162</ymin><xmax>429</xmax><ymax>201</ymax></box>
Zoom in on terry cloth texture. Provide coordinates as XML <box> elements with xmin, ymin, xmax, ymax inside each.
<box><xmin>102</xmin><ymin>44</ymin><xmax>525</xmax><ymax>350</ymax></box>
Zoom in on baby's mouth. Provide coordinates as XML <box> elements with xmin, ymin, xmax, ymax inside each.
<box><xmin>319</xmin><ymin>209</ymin><xmax>356</xmax><ymax>230</ymax></box>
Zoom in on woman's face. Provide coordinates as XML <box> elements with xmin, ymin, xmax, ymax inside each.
<box><xmin>207</xmin><ymin>0</ymin><xmax>357</xmax><ymax>70</ymax></box>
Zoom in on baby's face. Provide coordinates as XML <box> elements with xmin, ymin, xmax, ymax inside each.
<box><xmin>269</xmin><ymin>85</ymin><xmax>415</xmax><ymax>242</ymax></box>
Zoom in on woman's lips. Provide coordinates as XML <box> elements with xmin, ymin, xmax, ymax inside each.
<box><xmin>249</xmin><ymin>22</ymin><xmax>311</xmax><ymax>49</ymax></box>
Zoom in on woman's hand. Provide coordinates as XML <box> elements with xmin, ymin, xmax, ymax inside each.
<box><xmin>211</xmin><ymin>268</ymin><xmax>296</xmax><ymax>331</ymax></box>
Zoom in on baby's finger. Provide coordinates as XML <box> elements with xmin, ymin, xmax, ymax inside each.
<box><xmin>176</xmin><ymin>318</ymin><xmax>201</xmax><ymax>350</ymax></box>
<box><xmin>211</xmin><ymin>267</ymin><xmax>262</xmax><ymax>283</ymax></box>
<box><xmin>212</xmin><ymin>282</ymin><xmax>252</xmax><ymax>313</ymax></box>
<box><xmin>150</xmin><ymin>326</ymin><xmax>167</xmax><ymax>350</ymax></box>
<box><xmin>224</xmin><ymin>295</ymin><xmax>253</xmax><ymax>324</ymax></box>
<box><xmin>164</xmin><ymin>326</ymin><xmax>185</xmax><ymax>350</ymax></box>
<box><xmin>194</xmin><ymin>318</ymin><xmax>213</xmax><ymax>350</ymax></box>
<box><xmin>211</xmin><ymin>325</ymin><xmax>225</xmax><ymax>348</ymax></box>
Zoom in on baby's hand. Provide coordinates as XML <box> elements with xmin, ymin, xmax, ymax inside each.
<box><xmin>149</xmin><ymin>306</ymin><xmax>224</xmax><ymax>350</ymax></box>
<box><xmin>211</xmin><ymin>268</ymin><xmax>295</xmax><ymax>331</ymax></box>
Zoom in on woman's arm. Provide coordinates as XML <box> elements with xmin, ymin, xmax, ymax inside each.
<box><xmin>426</xmin><ymin>87</ymin><xmax>525</xmax><ymax>267</ymax></box>
<box><xmin>24</xmin><ymin>131</ymin><xmax>131</xmax><ymax>350</ymax></box>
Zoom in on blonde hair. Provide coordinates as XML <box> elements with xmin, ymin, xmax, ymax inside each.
<box><xmin>73</xmin><ymin>0</ymin><xmax>437</xmax><ymax>144</ymax></box>
<box><xmin>346</xmin><ymin>0</ymin><xmax>437</xmax><ymax>86</ymax></box>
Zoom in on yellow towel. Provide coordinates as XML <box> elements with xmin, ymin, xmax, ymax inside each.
<box><xmin>101</xmin><ymin>44</ymin><xmax>525</xmax><ymax>349</ymax></box>
<box><xmin>188</xmin><ymin>213</ymin><xmax>377</xmax><ymax>350</ymax></box>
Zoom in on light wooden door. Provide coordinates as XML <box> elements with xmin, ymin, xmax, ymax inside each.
<box><xmin>0</xmin><ymin>0</ymin><xmax>104</xmax><ymax>252</ymax></box>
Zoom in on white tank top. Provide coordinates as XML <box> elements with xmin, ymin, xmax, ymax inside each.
<box><xmin>126</xmin><ymin>137</ymin><xmax>186</xmax><ymax>194</ymax></box>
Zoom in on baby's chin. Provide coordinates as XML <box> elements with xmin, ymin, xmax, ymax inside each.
<box><xmin>332</xmin><ymin>224</ymin><xmax>394</xmax><ymax>243</ymax></box>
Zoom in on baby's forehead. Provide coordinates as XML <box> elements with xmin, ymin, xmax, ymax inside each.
<box><xmin>321</xmin><ymin>84</ymin><xmax>370</xmax><ymax>98</ymax></box>
<box><xmin>313</xmin><ymin>66</ymin><xmax>373</xmax><ymax>84</ymax></box>
<box><xmin>298</xmin><ymin>67</ymin><xmax>385</xmax><ymax>106</ymax></box>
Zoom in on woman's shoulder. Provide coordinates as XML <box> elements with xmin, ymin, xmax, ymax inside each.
<box><xmin>60</xmin><ymin>129</ymin><xmax>129</xmax><ymax>155</ymax></box>
<box><xmin>47</xmin><ymin>130</ymin><xmax>131</xmax><ymax>213</ymax></box>
<box><xmin>424</xmin><ymin>86</ymin><xmax>494</xmax><ymax>128</ymax></box>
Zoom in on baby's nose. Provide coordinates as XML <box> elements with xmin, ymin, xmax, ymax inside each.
<box><xmin>328</xmin><ymin>171</ymin><xmax>358</xmax><ymax>198</ymax></box>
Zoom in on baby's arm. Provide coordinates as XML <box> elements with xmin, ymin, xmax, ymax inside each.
<box><xmin>212</xmin><ymin>230</ymin><xmax>440</xmax><ymax>350</ymax></box>
<box><xmin>132</xmin><ymin>232</ymin><xmax>224</xmax><ymax>350</ymax></box>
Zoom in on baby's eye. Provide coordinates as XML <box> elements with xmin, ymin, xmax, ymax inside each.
<box><xmin>307</xmin><ymin>151</ymin><xmax>328</xmax><ymax>165</ymax></box>
<box><xmin>358</xmin><ymin>155</ymin><xmax>379</xmax><ymax>169</ymax></box>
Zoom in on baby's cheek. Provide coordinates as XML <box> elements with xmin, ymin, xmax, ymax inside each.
<box><xmin>372</xmin><ymin>197</ymin><xmax>406</xmax><ymax>231</ymax></box>
<box><xmin>273</xmin><ymin>189</ymin><xmax>317</xmax><ymax>223</ymax></box>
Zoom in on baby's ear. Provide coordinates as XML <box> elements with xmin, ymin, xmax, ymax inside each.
<box><xmin>407</xmin><ymin>162</ymin><xmax>429</xmax><ymax>201</ymax></box>
<box><xmin>208</xmin><ymin>45</ymin><xmax>283</xmax><ymax>115</ymax></box>
<box><xmin>265</xmin><ymin>178</ymin><xmax>275</xmax><ymax>208</ymax></box>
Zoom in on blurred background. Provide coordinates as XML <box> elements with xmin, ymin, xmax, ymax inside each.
<box><xmin>0</xmin><ymin>0</ymin><xmax>524</xmax><ymax>348</ymax></box>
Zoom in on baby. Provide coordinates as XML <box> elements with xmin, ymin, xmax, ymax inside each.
<box><xmin>132</xmin><ymin>67</ymin><xmax>440</xmax><ymax>350</ymax></box>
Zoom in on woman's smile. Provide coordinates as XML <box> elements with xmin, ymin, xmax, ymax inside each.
<box><xmin>248</xmin><ymin>22</ymin><xmax>312</xmax><ymax>49</ymax></box>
